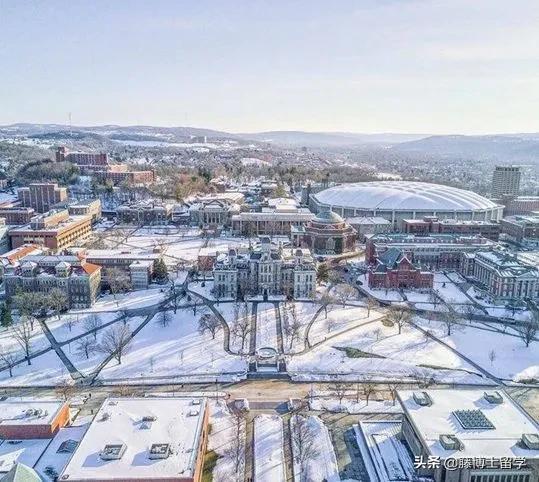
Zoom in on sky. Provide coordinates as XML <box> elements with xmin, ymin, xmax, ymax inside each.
<box><xmin>0</xmin><ymin>0</ymin><xmax>538</xmax><ymax>134</ymax></box>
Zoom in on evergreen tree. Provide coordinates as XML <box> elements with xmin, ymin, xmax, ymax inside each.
<box><xmin>317</xmin><ymin>263</ymin><xmax>329</xmax><ymax>283</ymax></box>
<box><xmin>153</xmin><ymin>258</ymin><xmax>169</xmax><ymax>283</ymax></box>
<box><xmin>0</xmin><ymin>303</ymin><xmax>12</xmax><ymax>328</ymax></box>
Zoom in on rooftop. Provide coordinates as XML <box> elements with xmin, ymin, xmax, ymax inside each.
<box><xmin>398</xmin><ymin>389</ymin><xmax>539</xmax><ymax>459</ymax></box>
<box><xmin>313</xmin><ymin>181</ymin><xmax>502</xmax><ymax>212</ymax></box>
<box><xmin>0</xmin><ymin>399</ymin><xmax>66</xmax><ymax>427</ymax></box>
<box><xmin>60</xmin><ymin>397</ymin><xmax>207</xmax><ymax>481</ymax></box>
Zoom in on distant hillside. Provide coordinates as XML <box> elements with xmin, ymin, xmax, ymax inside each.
<box><xmin>392</xmin><ymin>134</ymin><xmax>539</xmax><ymax>163</ymax></box>
<box><xmin>239</xmin><ymin>131</ymin><xmax>429</xmax><ymax>146</ymax></box>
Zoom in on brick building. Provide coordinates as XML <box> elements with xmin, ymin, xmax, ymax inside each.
<box><xmin>500</xmin><ymin>215</ymin><xmax>539</xmax><ymax>247</ymax></box>
<box><xmin>68</xmin><ymin>199</ymin><xmax>102</xmax><ymax>224</ymax></box>
<box><xmin>17</xmin><ymin>183</ymin><xmax>68</xmax><ymax>213</ymax></box>
<box><xmin>0</xmin><ymin>399</ymin><xmax>70</xmax><ymax>440</ymax></box>
<box><xmin>8</xmin><ymin>210</ymin><xmax>92</xmax><ymax>251</ymax></box>
<box><xmin>56</xmin><ymin>146</ymin><xmax>108</xmax><ymax>165</ymax></box>
<box><xmin>366</xmin><ymin>233</ymin><xmax>495</xmax><ymax>271</ymax></box>
<box><xmin>368</xmin><ymin>247</ymin><xmax>433</xmax><ymax>289</ymax></box>
<box><xmin>402</xmin><ymin>216</ymin><xmax>500</xmax><ymax>241</ymax></box>
<box><xmin>0</xmin><ymin>207</ymin><xmax>36</xmax><ymax>225</ymax></box>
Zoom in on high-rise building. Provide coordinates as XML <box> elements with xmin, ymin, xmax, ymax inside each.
<box><xmin>17</xmin><ymin>183</ymin><xmax>68</xmax><ymax>213</ymax></box>
<box><xmin>492</xmin><ymin>165</ymin><xmax>521</xmax><ymax>198</ymax></box>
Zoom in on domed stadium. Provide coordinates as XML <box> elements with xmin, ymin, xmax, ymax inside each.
<box><xmin>310</xmin><ymin>181</ymin><xmax>503</xmax><ymax>225</ymax></box>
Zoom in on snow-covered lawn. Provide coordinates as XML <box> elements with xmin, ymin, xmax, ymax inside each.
<box><xmin>310</xmin><ymin>398</ymin><xmax>402</xmax><ymax>414</ymax></box>
<box><xmin>466</xmin><ymin>286</ymin><xmax>533</xmax><ymax>321</ymax></box>
<box><xmin>281</xmin><ymin>302</ymin><xmax>319</xmax><ymax>354</ymax></box>
<box><xmin>256</xmin><ymin>303</ymin><xmax>278</xmax><ymax>350</ymax></box>
<box><xmin>97</xmin><ymin>309</ymin><xmax>247</xmax><ymax>382</ymax></box>
<box><xmin>215</xmin><ymin>302</ymin><xmax>252</xmax><ymax>354</ymax></box>
<box><xmin>356</xmin><ymin>274</ymin><xmax>404</xmax><ymax>301</ymax></box>
<box><xmin>0</xmin><ymin>350</ymin><xmax>71</xmax><ymax>387</ymax></box>
<box><xmin>0</xmin><ymin>321</ymin><xmax>50</xmax><ymax>361</ymax></box>
<box><xmin>253</xmin><ymin>415</ymin><xmax>285</xmax><ymax>482</ymax></box>
<box><xmin>290</xmin><ymin>415</ymin><xmax>340</xmax><ymax>482</ymax></box>
<box><xmin>416</xmin><ymin>318</ymin><xmax>539</xmax><ymax>382</ymax></box>
<box><xmin>65</xmin><ymin>316</ymin><xmax>147</xmax><ymax>376</ymax></box>
<box><xmin>70</xmin><ymin>287</ymin><xmax>167</xmax><ymax>314</ymax></box>
<box><xmin>289</xmin><ymin>319</ymin><xmax>487</xmax><ymax>384</ymax></box>
<box><xmin>45</xmin><ymin>312</ymin><xmax>118</xmax><ymax>343</ymax></box>
<box><xmin>433</xmin><ymin>273</ymin><xmax>472</xmax><ymax>305</ymax></box>
<box><xmin>207</xmin><ymin>400</ymin><xmax>245</xmax><ymax>482</ymax></box>
<box><xmin>307</xmin><ymin>304</ymin><xmax>382</xmax><ymax>346</ymax></box>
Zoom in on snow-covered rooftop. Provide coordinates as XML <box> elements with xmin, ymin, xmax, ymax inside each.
<box><xmin>0</xmin><ymin>399</ymin><xmax>66</xmax><ymax>427</ymax></box>
<box><xmin>60</xmin><ymin>397</ymin><xmax>208</xmax><ymax>481</ymax></box>
<box><xmin>398</xmin><ymin>389</ymin><xmax>539</xmax><ymax>459</ymax></box>
<box><xmin>313</xmin><ymin>181</ymin><xmax>502</xmax><ymax>212</ymax></box>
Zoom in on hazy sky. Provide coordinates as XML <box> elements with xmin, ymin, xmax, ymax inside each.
<box><xmin>1</xmin><ymin>0</ymin><xmax>538</xmax><ymax>134</ymax></box>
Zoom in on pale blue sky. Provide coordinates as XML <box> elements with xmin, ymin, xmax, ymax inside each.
<box><xmin>1</xmin><ymin>0</ymin><xmax>538</xmax><ymax>133</ymax></box>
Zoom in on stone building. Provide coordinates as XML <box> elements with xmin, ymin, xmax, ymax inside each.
<box><xmin>213</xmin><ymin>237</ymin><xmax>316</xmax><ymax>299</ymax></box>
<box><xmin>291</xmin><ymin>206</ymin><xmax>356</xmax><ymax>256</ymax></box>
<box><xmin>463</xmin><ymin>251</ymin><xmax>539</xmax><ymax>303</ymax></box>
<box><xmin>4</xmin><ymin>255</ymin><xmax>101</xmax><ymax>308</ymax></box>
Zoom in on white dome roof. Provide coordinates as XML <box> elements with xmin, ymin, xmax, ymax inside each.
<box><xmin>313</xmin><ymin>181</ymin><xmax>500</xmax><ymax>212</ymax></box>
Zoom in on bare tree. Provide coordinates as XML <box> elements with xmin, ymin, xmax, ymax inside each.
<box><xmin>319</xmin><ymin>292</ymin><xmax>335</xmax><ymax>319</ymax></box>
<box><xmin>329</xmin><ymin>379</ymin><xmax>352</xmax><ymax>404</ymax></box>
<box><xmin>428</xmin><ymin>290</ymin><xmax>439</xmax><ymax>308</ymax></box>
<box><xmin>387</xmin><ymin>305</ymin><xmax>411</xmax><ymax>334</ymax></box>
<box><xmin>440</xmin><ymin>310</ymin><xmax>458</xmax><ymax>336</ymax></box>
<box><xmin>64</xmin><ymin>314</ymin><xmax>79</xmax><ymax>334</ymax></box>
<box><xmin>12</xmin><ymin>318</ymin><xmax>34</xmax><ymax>365</ymax></box>
<box><xmin>519</xmin><ymin>318</ymin><xmax>538</xmax><ymax>348</ymax></box>
<box><xmin>156</xmin><ymin>310</ymin><xmax>172</xmax><ymax>328</ymax></box>
<box><xmin>98</xmin><ymin>323</ymin><xmax>132</xmax><ymax>364</ymax></box>
<box><xmin>198</xmin><ymin>313</ymin><xmax>222</xmax><ymax>339</ymax></box>
<box><xmin>107</xmin><ymin>268</ymin><xmax>131</xmax><ymax>303</ymax></box>
<box><xmin>170</xmin><ymin>283</ymin><xmax>183</xmax><ymax>314</ymax></box>
<box><xmin>227</xmin><ymin>411</ymin><xmax>246</xmax><ymax>480</ymax></box>
<box><xmin>48</xmin><ymin>288</ymin><xmax>69</xmax><ymax>320</ymax></box>
<box><xmin>84</xmin><ymin>314</ymin><xmax>102</xmax><ymax>340</ymax></box>
<box><xmin>75</xmin><ymin>337</ymin><xmax>97</xmax><ymax>359</ymax></box>
<box><xmin>232</xmin><ymin>313</ymin><xmax>251</xmax><ymax>352</ymax></box>
<box><xmin>0</xmin><ymin>349</ymin><xmax>17</xmax><ymax>377</ymax></box>
<box><xmin>488</xmin><ymin>349</ymin><xmax>496</xmax><ymax>366</ymax></box>
<box><xmin>291</xmin><ymin>415</ymin><xmax>320</xmax><ymax>482</ymax></box>
<box><xmin>334</xmin><ymin>283</ymin><xmax>356</xmax><ymax>307</ymax></box>
<box><xmin>55</xmin><ymin>379</ymin><xmax>75</xmax><ymax>401</ymax></box>
<box><xmin>386</xmin><ymin>383</ymin><xmax>399</xmax><ymax>405</ymax></box>
<box><xmin>284</xmin><ymin>302</ymin><xmax>302</xmax><ymax>351</ymax></box>
<box><xmin>366</xmin><ymin>297</ymin><xmax>377</xmax><ymax>317</ymax></box>
<box><xmin>360</xmin><ymin>380</ymin><xmax>377</xmax><ymax>405</ymax></box>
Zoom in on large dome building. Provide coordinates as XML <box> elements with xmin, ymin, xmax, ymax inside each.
<box><xmin>310</xmin><ymin>181</ymin><xmax>503</xmax><ymax>227</ymax></box>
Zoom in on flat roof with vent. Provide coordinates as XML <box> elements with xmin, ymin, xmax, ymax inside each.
<box><xmin>397</xmin><ymin>389</ymin><xmax>539</xmax><ymax>460</ymax></box>
<box><xmin>59</xmin><ymin>397</ymin><xmax>208</xmax><ymax>481</ymax></box>
<box><xmin>0</xmin><ymin>399</ymin><xmax>65</xmax><ymax>427</ymax></box>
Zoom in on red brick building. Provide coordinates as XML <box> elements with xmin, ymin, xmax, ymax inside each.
<box><xmin>402</xmin><ymin>216</ymin><xmax>499</xmax><ymax>241</ymax></box>
<box><xmin>0</xmin><ymin>400</ymin><xmax>70</xmax><ymax>439</ymax></box>
<box><xmin>368</xmin><ymin>247</ymin><xmax>433</xmax><ymax>289</ymax></box>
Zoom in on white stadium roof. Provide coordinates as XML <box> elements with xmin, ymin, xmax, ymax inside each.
<box><xmin>313</xmin><ymin>181</ymin><xmax>501</xmax><ymax>212</ymax></box>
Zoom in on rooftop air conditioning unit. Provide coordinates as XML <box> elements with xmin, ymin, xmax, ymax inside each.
<box><xmin>413</xmin><ymin>391</ymin><xmax>432</xmax><ymax>407</ymax></box>
<box><xmin>439</xmin><ymin>434</ymin><xmax>464</xmax><ymax>451</ymax></box>
<box><xmin>149</xmin><ymin>443</ymin><xmax>171</xmax><ymax>460</ymax></box>
<box><xmin>100</xmin><ymin>444</ymin><xmax>126</xmax><ymax>461</ymax></box>
<box><xmin>484</xmin><ymin>391</ymin><xmax>503</xmax><ymax>404</ymax></box>
<box><xmin>522</xmin><ymin>433</ymin><xmax>539</xmax><ymax>450</ymax></box>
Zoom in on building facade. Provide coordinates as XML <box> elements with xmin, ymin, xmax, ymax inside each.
<box><xmin>291</xmin><ymin>207</ymin><xmax>356</xmax><ymax>256</ymax></box>
<box><xmin>368</xmin><ymin>247</ymin><xmax>433</xmax><ymax>290</ymax></box>
<box><xmin>0</xmin><ymin>207</ymin><xmax>36</xmax><ymax>225</ymax></box>
<box><xmin>68</xmin><ymin>199</ymin><xmax>102</xmax><ymax>224</ymax></box>
<box><xmin>8</xmin><ymin>210</ymin><xmax>93</xmax><ymax>251</ymax></box>
<box><xmin>213</xmin><ymin>237</ymin><xmax>316</xmax><ymax>299</ymax></box>
<box><xmin>17</xmin><ymin>183</ymin><xmax>68</xmax><ymax>213</ymax></box>
<box><xmin>500</xmin><ymin>215</ymin><xmax>539</xmax><ymax>247</ymax></box>
<box><xmin>116</xmin><ymin>202</ymin><xmax>172</xmax><ymax>225</ymax></box>
<box><xmin>492</xmin><ymin>165</ymin><xmax>521</xmax><ymax>198</ymax></box>
<box><xmin>366</xmin><ymin>233</ymin><xmax>495</xmax><ymax>271</ymax></box>
<box><xmin>402</xmin><ymin>217</ymin><xmax>500</xmax><ymax>241</ymax></box>
<box><xmin>4</xmin><ymin>255</ymin><xmax>101</xmax><ymax>308</ymax></box>
<box><xmin>464</xmin><ymin>251</ymin><xmax>539</xmax><ymax>302</ymax></box>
